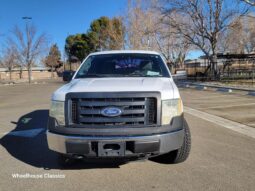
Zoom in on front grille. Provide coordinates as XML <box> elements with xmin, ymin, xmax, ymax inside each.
<box><xmin>67</xmin><ymin>93</ymin><xmax>159</xmax><ymax>127</ymax></box>
<box><xmin>71</xmin><ymin>100</ymin><xmax>78</xmax><ymax>123</ymax></box>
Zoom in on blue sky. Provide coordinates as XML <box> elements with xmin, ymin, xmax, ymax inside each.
<box><xmin>0</xmin><ymin>0</ymin><xmax>126</xmax><ymax>55</ymax></box>
<box><xmin>187</xmin><ymin>50</ymin><xmax>204</xmax><ymax>60</ymax></box>
<box><xmin>0</xmin><ymin>0</ymin><xmax>203</xmax><ymax>60</ymax></box>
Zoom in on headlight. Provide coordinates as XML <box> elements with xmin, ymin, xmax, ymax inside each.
<box><xmin>50</xmin><ymin>101</ymin><xmax>65</xmax><ymax>125</ymax></box>
<box><xmin>161</xmin><ymin>98</ymin><xmax>183</xmax><ymax>125</ymax></box>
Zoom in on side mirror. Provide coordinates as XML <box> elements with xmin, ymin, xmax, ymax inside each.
<box><xmin>63</xmin><ymin>71</ymin><xmax>75</xmax><ymax>82</ymax></box>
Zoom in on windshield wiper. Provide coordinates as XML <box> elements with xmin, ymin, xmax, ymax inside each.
<box><xmin>77</xmin><ymin>73</ymin><xmax>163</xmax><ymax>78</ymax></box>
<box><xmin>77</xmin><ymin>74</ymin><xmax>107</xmax><ymax>78</ymax></box>
<box><xmin>127</xmin><ymin>74</ymin><xmax>163</xmax><ymax>77</ymax></box>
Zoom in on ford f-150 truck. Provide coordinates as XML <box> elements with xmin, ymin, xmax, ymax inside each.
<box><xmin>47</xmin><ymin>50</ymin><xmax>191</xmax><ymax>165</ymax></box>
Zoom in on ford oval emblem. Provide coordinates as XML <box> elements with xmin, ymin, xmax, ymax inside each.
<box><xmin>101</xmin><ymin>107</ymin><xmax>122</xmax><ymax>117</ymax></box>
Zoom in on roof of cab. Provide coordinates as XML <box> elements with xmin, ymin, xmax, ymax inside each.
<box><xmin>89</xmin><ymin>50</ymin><xmax>161</xmax><ymax>56</ymax></box>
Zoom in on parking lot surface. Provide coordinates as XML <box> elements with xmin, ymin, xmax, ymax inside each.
<box><xmin>0</xmin><ymin>80</ymin><xmax>254</xmax><ymax>191</ymax></box>
<box><xmin>180</xmin><ymin>88</ymin><xmax>255</xmax><ymax>128</ymax></box>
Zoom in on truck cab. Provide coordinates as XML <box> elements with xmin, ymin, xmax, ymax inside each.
<box><xmin>47</xmin><ymin>50</ymin><xmax>191</xmax><ymax>164</ymax></box>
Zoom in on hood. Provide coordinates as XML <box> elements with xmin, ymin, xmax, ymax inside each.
<box><xmin>52</xmin><ymin>77</ymin><xmax>180</xmax><ymax>101</ymax></box>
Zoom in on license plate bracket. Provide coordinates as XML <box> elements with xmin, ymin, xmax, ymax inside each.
<box><xmin>98</xmin><ymin>142</ymin><xmax>125</xmax><ymax>157</ymax></box>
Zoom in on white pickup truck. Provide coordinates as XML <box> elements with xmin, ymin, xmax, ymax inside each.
<box><xmin>47</xmin><ymin>50</ymin><xmax>191</xmax><ymax>165</ymax></box>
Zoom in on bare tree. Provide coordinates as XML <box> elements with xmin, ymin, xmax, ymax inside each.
<box><xmin>8</xmin><ymin>24</ymin><xmax>48</xmax><ymax>83</ymax></box>
<box><xmin>241</xmin><ymin>0</ymin><xmax>255</xmax><ymax>5</ymax></box>
<box><xmin>125</xmin><ymin>0</ymin><xmax>191</xmax><ymax>70</ymax></box>
<box><xmin>160</xmin><ymin>0</ymin><xmax>249</xmax><ymax>79</ymax></box>
<box><xmin>219</xmin><ymin>18</ymin><xmax>245</xmax><ymax>54</ymax></box>
<box><xmin>154</xmin><ymin>15</ymin><xmax>192</xmax><ymax>69</ymax></box>
<box><xmin>109</xmin><ymin>17</ymin><xmax>126</xmax><ymax>50</ymax></box>
<box><xmin>1</xmin><ymin>45</ymin><xmax>18</xmax><ymax>80</ymax></box>
<box><xmin>126</xmin><ymin>0</ymin><xmax>150</xmax><ymax>50</ymax></box>
<box><xmin>219</xmin><ymin>15</ymin><xmax>255</xmax><ymax>54</ymax></box>
<box><xmin>242</xmin><ymin>16</ymin><xmax>255</xmax><ymax>53</ymax></box>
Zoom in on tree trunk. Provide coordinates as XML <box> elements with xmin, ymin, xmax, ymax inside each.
<box><xmin>179</xmin><ymin>55</ymin><xmax>185</xmax><ymax>69</ymax></box>
<box><xmin>9</xmin><ymin>69</ymin><xmax>12</xmax><ymax>81</ymax></box>
<box><xmin>19</xmin><ymin>66</ymin><xmax>22</xmax><ymax>79</ymax></box>
<box><xmin>28</xmin><ymin>64</ymin><xmax>32</xmax><ymax>84</ymax></box>
<box><xmin>51</xmin><ymin>65</ymin><xmax>54</xmax><ymax>78</ymax></box>
<box><xmin>211</xmin><ymin>54</ymin><xmax>218</xmax><ymax>80</ymax></box>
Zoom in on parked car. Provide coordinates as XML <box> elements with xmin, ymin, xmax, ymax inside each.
<box><xmin>47</xmin><ymin>50</ymin><xmax>191</xmax><ymax>165</ymax></box>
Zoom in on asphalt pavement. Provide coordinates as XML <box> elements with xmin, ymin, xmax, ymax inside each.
<box><xmin>0</xmin><ymin>79</ymin><xmax>254</xmax><ymax>191</ymax></box>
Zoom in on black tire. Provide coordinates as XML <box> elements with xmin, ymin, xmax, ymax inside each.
<box><xmin>152</xmin><ymin>119</ymin><xmax>191</xmax><ymax>164</ymax></box>
<box><xmin>58</xmin><ymin>153</ymin><xmax>76</xmax><ymax>167</ymax></box>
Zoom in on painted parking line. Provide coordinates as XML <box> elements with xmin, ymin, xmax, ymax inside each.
<box><xmin>180</xmin><ymin>91</ymin><xmax>240</xmax><ymax>99</ymax></box>
<box><xmin>197</xmin><ymin>102</ymin><xmax>255</xmax><ymax>110</ymax></box>
<box><xmin>180</xmin><ymin>88</ymin><xmax>250</xmax><ymax>97</ymax></box>
<box><xmin>189</xmin><ymin>94</ymin><xmax>232</xmax><ymax>98</ymax></box>
<box><xmin>0</xmin><ymin>128</ymin><xmax>44</xmax><ymax>138</ymax></box>
<box><xmin>185</xmin><ymin>99</ymin><xmax>255</xmax><ymax>106</ymax></box>
<box><xmin>182</xmin><ymin>95</ymin><xmax>236</xmax><ymax>101</ymax></box>
<box><xmin>181</xmin><ymin>90</ymin><xmax>255</xmax><ymax>100</ymax></box>
<box><xmin>180</xmin><ymin>90</ymin><xmax>223</xmax><ymax>96</ymax></box>
<box><xmin>184</xmin><ymin>106</ymin><xmax>255</xmax><ymax>139</ymax></box>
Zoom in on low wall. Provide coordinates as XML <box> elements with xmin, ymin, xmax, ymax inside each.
<box><xmin>0</xmin><ymin>70</ymin><xmax>58</xmax><ymax>81</ymax></box>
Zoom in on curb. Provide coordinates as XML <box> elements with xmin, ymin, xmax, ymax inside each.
<box><xmin>195</xmin><ymin>85</ymin><xmax>207</xmax><ymax>90</ymax></box>
<box><xmin>217</xmin><ymin>88</ymin><xmax>233</xmax><ymax>93</ymax></box>
<box><xmin>178</xmin><ymin>82</ymin><xmax>255</xmax><ymax>96</ymax></box>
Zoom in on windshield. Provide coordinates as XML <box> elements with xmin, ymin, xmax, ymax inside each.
<box><xmin>75</xmin><ymin>53</ymin><xmax>170</xmax><ymax>78</ymax></box>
